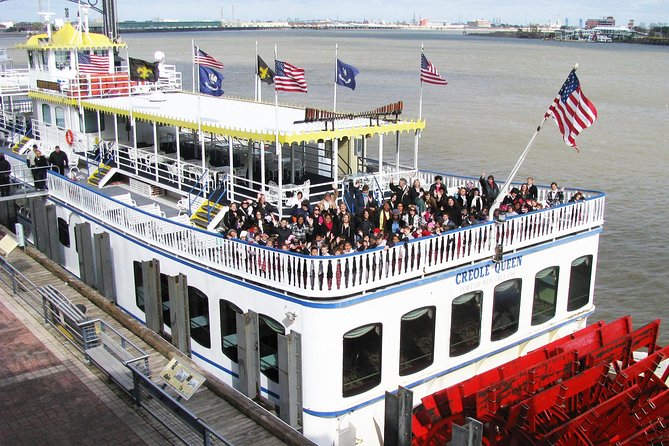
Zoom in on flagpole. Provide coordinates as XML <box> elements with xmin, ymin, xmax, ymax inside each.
<box><xmin>333</xmin><ymin>43</ymin><xmax>338</xmax><ymax>112</ymax></box>
<box><xmin>274</xmin><ymin>45</ymin><xmax>280</xmax><ymax>199</ymax></box>
<box><xmin>191</xmin><ymin>39</ymin><xmax>196</xmax><ymax>93</ymax></box>
<box><xmin>195</xmin><ymin>45</ymin><xmax>205</xmax><ymax>172</ymax></box>
<box><xmin>491</xmin><ymin>64</ymin><xmax>578</xmax><ymax>213</ymax></box>
<box><xmin>124</xmin><ymin>46</ymin><xmax>138</xmax><ymax>175</ymax></box>
<box><xmin>419</xmin><ymin>43</ymin><xmax>424</xmax><ymax>120</ymax></box>
<box><xmin>255</xmin><ymin>41</ymin><xmax>259</xmax><ymax>102</ymax></box>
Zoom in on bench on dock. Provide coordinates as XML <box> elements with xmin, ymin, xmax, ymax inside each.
<box><xmin>83</xmin><ymin>320</ymin><xmax>150</xmax><ymax>392</ymax></box>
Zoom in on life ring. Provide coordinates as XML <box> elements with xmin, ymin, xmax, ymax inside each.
<box><xmin>65</xmin><ymin>129</ymin><xmax>74</xmax><ymax>145</ymax></box>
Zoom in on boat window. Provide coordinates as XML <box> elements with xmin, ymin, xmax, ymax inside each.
<box><xmin>532</xmin><ymin>267</ymin><xmax>559</xmax><ymax>325</ymax></box>
<box><xmin>343</xmin><ymin>323</ymin><xmax>382</xmax><ymax>397</ymax></box>
<box><xmin>492</xmin><ymin>279</ymin><xmax>522</xmax><ymax>341</ymax></box>
<box><xmin>55</xmin><ymin>107</ymin><xmax>65</xmax><ymax>129</ymax></box>
<box><xmin>28</xmin><ymin>50</ymin><xmax>35</xmax><ymax>69</ymax></box>
<box><xmin>567</xmin><ymin>255</ymin><xmax>593</xmax><ymax>311</ymax></box>
<box><xmin>54</xmin><ymin>50</ymin><xmax>71</xmax><ymax>70</ymax></box>
<box><xmin>57</xmin><ymin>217</ymin><xmax>70</xmax><ymax>247</ymax></box>
<box><xmin>188</xmin><ymin>286</ymin><xmax>210</xmax><ymax>348</ymax></box>
<box><xmin>258</xmin><ymin>314</ymin><xmax>285</xmax><ymax>383</ymax></box>
<box><xmin>37</xmin><ymin>50</ymin><xmax>47</xmax><ymax>71</ymax></box>
<box><xmin>450</xmin><ymin>291</ymin><xmax>482</xmax><ymax>356</ymax></box>
<box><xmin>133</xmin><ymin>261</ymin><xmax>144</xmax><ymax>312</ymax></box>
<box><xmin>400</xmin><ymin>307</ymin><xmax>435</xmax><ymax>376</ymax></box>
<box><xmin>220</xmin><ymin>300</ymin><xmax>242</xmax><ymax>362</ymax></box>
<box><xmin>42</xmin><ymin>103</ymin><xmax>52</xmax><ymax>126</ymax></box>
<box><xmin>159</xmin><ymin>274</ymin><xmax>171</xmax><ymax>328</ymax></box>
<box><xmin>79</xmin><ymin>109</ymin><xmax>104</xmax><ymax>133</ymax></box>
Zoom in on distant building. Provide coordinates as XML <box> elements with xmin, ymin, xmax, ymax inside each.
<box><xmin>467</xmin><ymin>19</ymin><xmax>491</xmax><ymax>28</ymax></box>
<box><xmin>586</xmin><ymin>16</ymin><xmax>615</xmax><ymax>29</ymax></box>
<box><xmin>419</xmin><ymin>18</ymin><xmax>429</xmax><ymax>27</ymax></box>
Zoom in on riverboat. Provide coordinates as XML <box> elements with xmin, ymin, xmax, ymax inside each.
<box><xmin>0</xmin><ymin>9</ymin><xmax>666</xmax><ymax>446</ymax></box>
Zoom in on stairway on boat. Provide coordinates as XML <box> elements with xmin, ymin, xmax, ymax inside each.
<box><xmin>87</xmin><ymin>162</ymin><xmax>114</xmax><ymax>187</ymax></box>
<box><xmin>189</xmin><ymin>187</ymin><xmax>227</xmax><ymax>231</ymax></box>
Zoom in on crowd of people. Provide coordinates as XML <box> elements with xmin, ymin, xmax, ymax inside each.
<box><xmin>218</xmin><ymin>174</ymin><xmax>581</xmax><ymax>255</ymax></box>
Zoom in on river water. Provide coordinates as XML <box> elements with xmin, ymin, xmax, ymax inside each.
<box><xmin>2</xmin><ymin>29</ymin><xmax>668</xmax><ymax>342</ymax></box>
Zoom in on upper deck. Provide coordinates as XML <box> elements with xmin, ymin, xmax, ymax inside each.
<box><xmin>45</xmin><ymin>170</ymin><xmax>605</xmax><ymax>300</ymax></box>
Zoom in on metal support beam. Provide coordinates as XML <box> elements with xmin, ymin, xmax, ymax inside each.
<box><xmin>74</xmin><ymin>222</ymin><xmax>95</xmax><ymax>287</ymax></box>
<box><xmin>237</xmin><ymin>310</ymin><xmax>259</xmax><ymax>399</ymax></box>
<box><xmin>29</xmin><ymin>197</ymin><xmax>48</xmax><ymax>255</ymax></box>
<box><xmin>451</xmin><ymin>418</ymin><xmax>483</xmax><ymax>446</ymax></box>
<box><xmin>93</xmin><ymin>232</ymin><xmax>115</xmax><ymax>302</ymax></box>
<box><xmin>167</xmin><ymin>273</ymin><xmax>190</xmax><ymax>355</ymax></box>
<box><xmin>278</xmin><ymin>331</ymin><xmax>302</xmax><ymax>430</ymax></box>
<box><xmin>45</xmin><ymin>204</ymin><xmax>60</xmax><ymax>264</ymax></box>
<box><xmin>141</xmin><ymin>259</ymin><xmax>162</xmax><ymax>334</ymax></box>
<box><xmin>384</xmin><ymin>386</ymin><xmax>413</xmax><ymax>446</ymax></box>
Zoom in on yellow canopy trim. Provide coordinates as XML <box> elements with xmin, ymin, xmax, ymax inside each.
<box><xmin>18</xmin><ymin>22</ymin><xmax>125</xmax><ymax>50</ymax></box>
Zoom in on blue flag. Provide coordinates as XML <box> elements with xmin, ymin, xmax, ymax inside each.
<box><xmin>336</xmin><ymin>59</ymin><xmax>359</xmax><ymax>91</ymax></box>
<box><xmin>199</xmin><ymin>65</ymin><xmax>224</xmax><ymax>96</ymax></box>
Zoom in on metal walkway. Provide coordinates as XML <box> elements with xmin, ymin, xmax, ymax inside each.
<box><xmin>0</xmin><ymin>248</ymin><xmax>300</xmax><ymax>446</ymax></box>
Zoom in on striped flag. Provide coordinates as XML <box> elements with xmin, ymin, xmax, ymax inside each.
<box><xmin>420</xmin><ymin>54</ymin><xmax>447</xmax><ymax>85</ymax></box>
<box><xmin>194</xmin><ymin>47</ymin><xmax>224</xmax><ymax>70</ymax></box>
<box><xmin>275</xmin><ymin>60</ymin><xmax>307</xmax><ymax>93</ymax></box>
<box><xmin>78</xmin><ymin>52</ymin><xmax>109</xmax><ymax>74</ymax></box>
<box><xmin>545</xmin><ymin>69</ymin><xmax>597</xmax><ymax>151</ymax></box>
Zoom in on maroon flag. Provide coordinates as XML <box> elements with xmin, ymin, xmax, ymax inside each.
<box><xmin>420</xmin><ymin>54</ymin><xmax>447</xmax><ymax>85</ymax></box>
<box><xmin>275</xmin><ymin>60</ymin><xmax>307</xmax><ymax>93</ymax></box>
<box><xmin>545</xmin><ymin>69</ymin><xmax>597</xmax><ymax>151</ymax></box>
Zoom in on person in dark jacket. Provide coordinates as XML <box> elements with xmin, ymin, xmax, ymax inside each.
<box><xmin>479</xmin><ymin>174</ymin><xmax>500</xmax><ymax>209</ymax></box>
<box><xmin>48</xmin><ymin>145</ymin><xmax>69</xmax><ymax>175</ymax></box>
<box><xmin>33</xmin><ymin>149</ymin><xmax>49</xmax><ymax>190</ymax></box>
<box><xmin>0</xmin><ymin>154</ymin><xmax>12</xmax><ymax>197</ymax></box>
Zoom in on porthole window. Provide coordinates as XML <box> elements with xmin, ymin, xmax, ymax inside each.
<box><xmin>220</xmin><ymin>301</ymin><xmax>242</xmax><ymax>362</ymax></box>
<box><xmin>400</xmin><ymin>307</ymin><xmax>435</xmax><ymax>376</ymax></box>
<box><xmin>491</xmin><ymin>279</ymin><xmax>522</xmax><ymax>341</ymax></box>
<box><xmin>133</xmin><ymin>261</ymin><xmax>144</xmax><ymax>312</ymax></box>
<box><xmin>343</xmin><ymin>323</ymin><xmax>382</xmax><ymax>397</ymax></box>
<box><xmin>57</xmin><ymin>217</ymin><xmax>70</xmax><ymax>247</ymax></box>
<box><xmin>450</xmin><ymin>291</ymin><xmax>482</xmax><ymax>356</ymax></box>
<box><xmin>188</xmin><ymin>286</ymin><xmax>210</xmax><ymax>348</ymax></box>
<box><xmin>567</xmin><ymin>256</ymin><xmax>593</xmax><ymax>311</ymax></box>
<box><xmin>259</xmin><ymin>315</ymin><xmax>285</xmax><ymax>383</ymax></box>
<box><xmin>532</xmin><ymin>267</ymin><xmax>559</xmax><ymax>325</ymax></box>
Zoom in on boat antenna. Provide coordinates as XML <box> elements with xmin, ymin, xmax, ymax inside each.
<box><xmin>490</xmin><ymin>64</ymin><xmax>578</xmax><ymax>214</ymax></box>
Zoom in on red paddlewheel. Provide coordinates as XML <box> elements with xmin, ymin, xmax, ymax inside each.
<box><xmin>411</xmin><ymin>317</ymin><xmax>668</xmax><ymax>446</ymax></box>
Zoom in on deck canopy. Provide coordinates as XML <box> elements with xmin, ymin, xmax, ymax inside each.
<box><xmin>68</xmin><ymin>92</ymin><xmax>424</xmax><ymax>144</ymax></box>
<box><xmin>18</xmin><ymin>22</ymin><xmax>125</xmax><ymax>51</ymax></box>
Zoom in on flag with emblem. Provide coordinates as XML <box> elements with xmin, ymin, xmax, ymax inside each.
<box><xmin>199</xmin><ymin>65</ymin><xmax>224</xmax><ymax>97</ymax></box>
<box><xmin>257</xmin><ymin>56</ymin><xmax>275</xmax><ymax>84</ymax></box>
<box><xmin>544</xmin><ymin>69</ymin><xmax>598</xmax><ymax>151</ymax></box>
<box><xmin>336</xmin><ymin>59</ymin><xmax>360</xmax><ymax>91</ymax></box>
<box><xmin>420</xmin><ymin>53</ymin><xmax>447</xmax><ymax>85</ymax></box>
<box><xmin>129</xmin><ymin>57</ymin><xmax>159</xmax><ymax>82</ymax></box>
<box><xmin>275</xmin><ymin>60</ymin><xmax>307</xmax><ymax>93</ymax></box>
<box><xmin>78</xmin><ymin>52</ymin><xmax>109</xmax><ymax>74</ymax></box>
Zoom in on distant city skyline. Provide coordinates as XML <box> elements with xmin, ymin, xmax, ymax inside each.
<box><xmin>4</xmin><ymin>0</ymin><xmax>668</xmax><ymax>26</ymax></box>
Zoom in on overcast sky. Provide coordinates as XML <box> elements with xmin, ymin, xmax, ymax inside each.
<box><xmin>4</xmin><ymin>0</ymin><xmax>668</xmax><ymax>26</ymax></box>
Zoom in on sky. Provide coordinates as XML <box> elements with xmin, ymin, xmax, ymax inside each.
<box><xmin>3</xmin><ymin>0</ymin><xmax>668</xmax><ymax>27</ymax></box>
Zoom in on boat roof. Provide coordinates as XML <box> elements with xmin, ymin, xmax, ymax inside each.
<box><xmin>17</xmin><ymin>22</ymin><xmax>125</xmax><ymax>51</ymax></box>
<box><xmin>32</xmin><ymin>90</ymin><xmax>424</xmax><ymax>144</ymax></box>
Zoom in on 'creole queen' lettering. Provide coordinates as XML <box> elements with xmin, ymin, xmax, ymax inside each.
<box><xmin>455</xmin><ymin>256</ymin><xmax>523</xmax><ymax>285</ymax></box>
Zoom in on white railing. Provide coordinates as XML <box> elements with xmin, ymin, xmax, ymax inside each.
<box><xmin>47</xmin><ymin>173</ymin><xmax>606</xmax><ymax>300</ymax></box>
<box><xmin>0</xmin><ymin>69</ymin><xmax>31</xmax><ymax>95</ymax></box>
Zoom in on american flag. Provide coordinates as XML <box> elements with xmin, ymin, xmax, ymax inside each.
<box><xmin>194</xmin><ymin>47</ymin><xmax>224</xmax><ymax>70</ymax></box>
<box><xmin>545</xmin><ymin>70</ymin><xmax>597</xmax><ymax>151</ymax></box>
<box><xmin>275</xmin><ymin>60</ymin><xmax>307</xmax><ymax>93</ymax></box>
<box><xmin>78</xmin><ymin>52</ymin><xmax>109</xmax><ymax>74</ymax></box>
<box><xmin>420</xmin><ymin>54</ymin><xmax>447</xmax><ymax>85</ymax></box>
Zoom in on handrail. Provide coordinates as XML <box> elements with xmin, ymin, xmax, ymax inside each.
<box><xmin>47</xmin><ymin>171</ymin><xmax>606</xmax><ymax>300</ymax></box>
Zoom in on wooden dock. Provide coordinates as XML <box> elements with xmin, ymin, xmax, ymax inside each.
<box><xmin>3</xmin><ymin>245</ymin><xmax>313</xmax><ymax>446</ymax></box>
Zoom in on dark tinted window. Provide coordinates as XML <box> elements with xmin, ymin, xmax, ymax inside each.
<box><xmin>532</xmin><ymin>267</ymin><xmax>559</xmax><ymax>325</ymax></box>
<box><xmin>343</xmin><ymin>323</ymin><xmax>382</xmax><ymax>397</ymax></box>
<box><xmin>567</xmin><ymin>256</ymin><xmax>593</xmax><ymax>311</ymax></box>
<box><xmin>492</xmin><ymin>279</ymin><xmax>522</xmax><ymax>341</ymax></box>
<box><xmin>400</xmin><ymin>307</ymin><xmax>435</xmax><ymax>375</ymax></box>
<box><xmin>450</xmin><ymin>291</ymin><xmax>482</xmax><ymax>356</ymax></box>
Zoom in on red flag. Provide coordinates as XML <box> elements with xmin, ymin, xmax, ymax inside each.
<box><xmin>545</xmin><ymin>70</ymin><xmax>597</xmax><ymax>151</ymax></box>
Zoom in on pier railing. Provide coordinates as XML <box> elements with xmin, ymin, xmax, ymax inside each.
<box><xmin>47</xmin><ymin>173</ymin><xmax>605</xmax><ymax>299</ymax></box>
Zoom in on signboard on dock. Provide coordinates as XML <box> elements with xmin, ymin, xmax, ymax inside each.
<box><xmin>159</xmin><ymin>357</ymin><xmax>205</xmax><ymax>400</ymax></box>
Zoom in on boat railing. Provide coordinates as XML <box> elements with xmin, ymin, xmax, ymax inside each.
<box><xmin>0</xmin><ymin>68</ymin><xmax>31</xmax><ymax>95</ymax></box>
<box><xmin>47</xmin><ymin>173</ymin><xmax>606</xmax><ymax>300</ymax></box>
